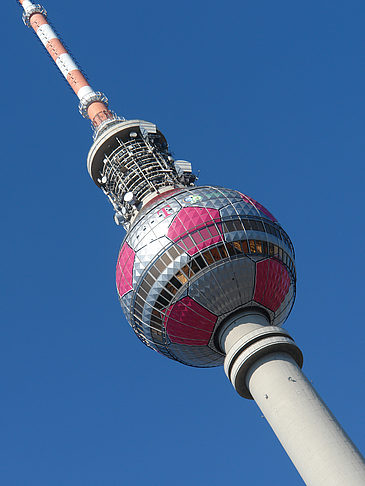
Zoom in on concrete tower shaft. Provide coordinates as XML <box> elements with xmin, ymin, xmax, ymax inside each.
<box><xmin>220</xmin><ymin>311</ymin><xmax>365</xmax><ymax>486</ymax></box>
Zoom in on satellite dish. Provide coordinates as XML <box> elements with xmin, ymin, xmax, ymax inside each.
<box><xmin>124</xmin><ymin>192</ymin><xmax>135</xmax><ymax>203</ymax></box>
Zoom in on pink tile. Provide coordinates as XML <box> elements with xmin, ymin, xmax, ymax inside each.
<box><xmin>116</xmin><ymin>242</ymin><xmax>135</xmax><ymax>297</ymax></box>
<box><xmin>180</xmin><ymin>236</ymin><xmax>195</xmax><ymax>251</ymax></box>
<box><xmin>199</xmin><ymin>227</ymin><xmax>211</xmax><ymax>240</ymax></box>
<box><xmin>168</xmin><ymin>207</ymin><xmax>223</xmax><ymax>255</ymax></box>
<box><xmin>168</xmin><ymin>207</ymin><xmax>221</xmax><ymax>240</ymax></box>
<box><xmin>164</xmin><ymin>296</ymin><xmax>217</xmax><ymax>345</ymax></box>
<box><xmin>254</xmin><ymin>259</ymin><xmax>290</xmax><ymax>311</ymax></box>
<box><xmin>191</xmin><ymin>232</ymin><xmax>203</xmax><ymax>244</ymax></box>
<box><xmin>209</xmin><ymin>225</ymin><xmax>220</xmax><ymax>237</ymax></box>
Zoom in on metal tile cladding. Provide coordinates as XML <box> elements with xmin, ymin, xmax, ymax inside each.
<box><xmin>116</xmin><ymin>185</ymin><xmax>296</xmax><ymax>367</ymax></box>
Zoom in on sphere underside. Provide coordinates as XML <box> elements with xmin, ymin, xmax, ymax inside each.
<box><xmin>116</xmin><ymin>186</ymin><xmax>296</xmax><ymax>367</ymax></box>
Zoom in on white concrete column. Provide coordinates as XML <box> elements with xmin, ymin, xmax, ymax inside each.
<box><xmin>247</xmin><ymin>352</ymin><xmax>365</xmax><ymax>486</ymax></box>
<box><xmin>219</xmin><ymin>310</ymin><xmax>365</xmax><ymax>486</ymax></box>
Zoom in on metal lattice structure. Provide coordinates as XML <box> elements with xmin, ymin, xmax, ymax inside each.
<box><xmin>87</xmin><ymin>120</ymin><xmax>196</xmax><ymax>227</ymax></box>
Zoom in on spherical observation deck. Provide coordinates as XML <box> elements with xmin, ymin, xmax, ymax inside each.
<box><xmin>116</xmin><ymin>185</ymin><xmax>296</xmax><ymax>367</ymax></box>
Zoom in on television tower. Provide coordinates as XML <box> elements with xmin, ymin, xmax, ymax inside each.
<box><xmin>18</xmin><ymin>2</ymin><xmax>365</xmax><ymax>485</ymax></box>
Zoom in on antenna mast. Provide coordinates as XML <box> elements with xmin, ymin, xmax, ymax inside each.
<box><xmin>19</xmin><ymin>0</ymin><xmax>121</xmax><ymax>136</ymax></box>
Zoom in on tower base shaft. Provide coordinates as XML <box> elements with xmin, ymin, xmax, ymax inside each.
<box><xmin>219</xmin><ymin>311</ymin><xmax>365</xmax><ymax>486</ymax></box>
<box><xmin>247</xmin><ymin>352</ymin><xmax>365</xmax><ymax>486</ymax></box>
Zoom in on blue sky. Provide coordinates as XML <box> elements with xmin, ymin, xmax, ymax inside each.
<box><xmin>2</xmin><ymin>0</ymin><xmax>365</xmax><ymax>484</ymax></box>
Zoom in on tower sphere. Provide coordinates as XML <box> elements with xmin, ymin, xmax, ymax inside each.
<box><xmin>116</xmin><ymin>185</ymin><xmax>296</xmax><ymax>367</ymax></box>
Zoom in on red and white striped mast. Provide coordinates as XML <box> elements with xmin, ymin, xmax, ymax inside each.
<box><xmin>19</xmin><ymin>0</ymin><xmax>121</xmax><ymax>135</ymax></box>
<box><xmin>17</xmin><ymin>0</ymin><xmax>179</xmax><ymax>225</ymax></box>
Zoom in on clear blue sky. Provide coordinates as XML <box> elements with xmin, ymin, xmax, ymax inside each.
<box><xmin>2</xmin><ymin>1</ymin><xmax>365</xmax><ymax>484</ymax></box>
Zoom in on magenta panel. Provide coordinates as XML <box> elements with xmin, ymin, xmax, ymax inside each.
<box><xmin>192</xmin><ymin>231</ymin><xmax>203</xmax><ymax>244</ymax></box>
<box><xmin>116</xmin><ymin>242</ymin><xmax>135</xmax><ymax>297</ymax></box>
<box><xmin>239</xmin><ymin>193</ymin><xmax>277</xmax><ymax>222</ymax></box>
<box><xmin>164</xmin><ymin>296</ymin><xmax>217</xmax><ymax>345</ymax></box>
<box><xmin>168</xmin><ymin>207</ymin><xmax>221</xmax><ymax>240</ymax></box>
<box><xmin>208</xmin><ymin>225</ymin><xmax>220</xmax><ymax>237</ymax></box>
<box><xmin>254</xmin><ymin>259</ymin><xmax>290</xmax><ymax>311</ymax></box>
<box><xmin>199</xmin><ymin>227</ymin><xmax>212</xmax><ymax>240</ymax></box>
<box><xmin>179</xmin><ymin>235</ymin><xmax>195</xmax><ymax>251</ymax></box>
<box><xmin>167</xmin><ymin>207</ymin><xmax>223</xmax><ymax>255</ymax></box>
